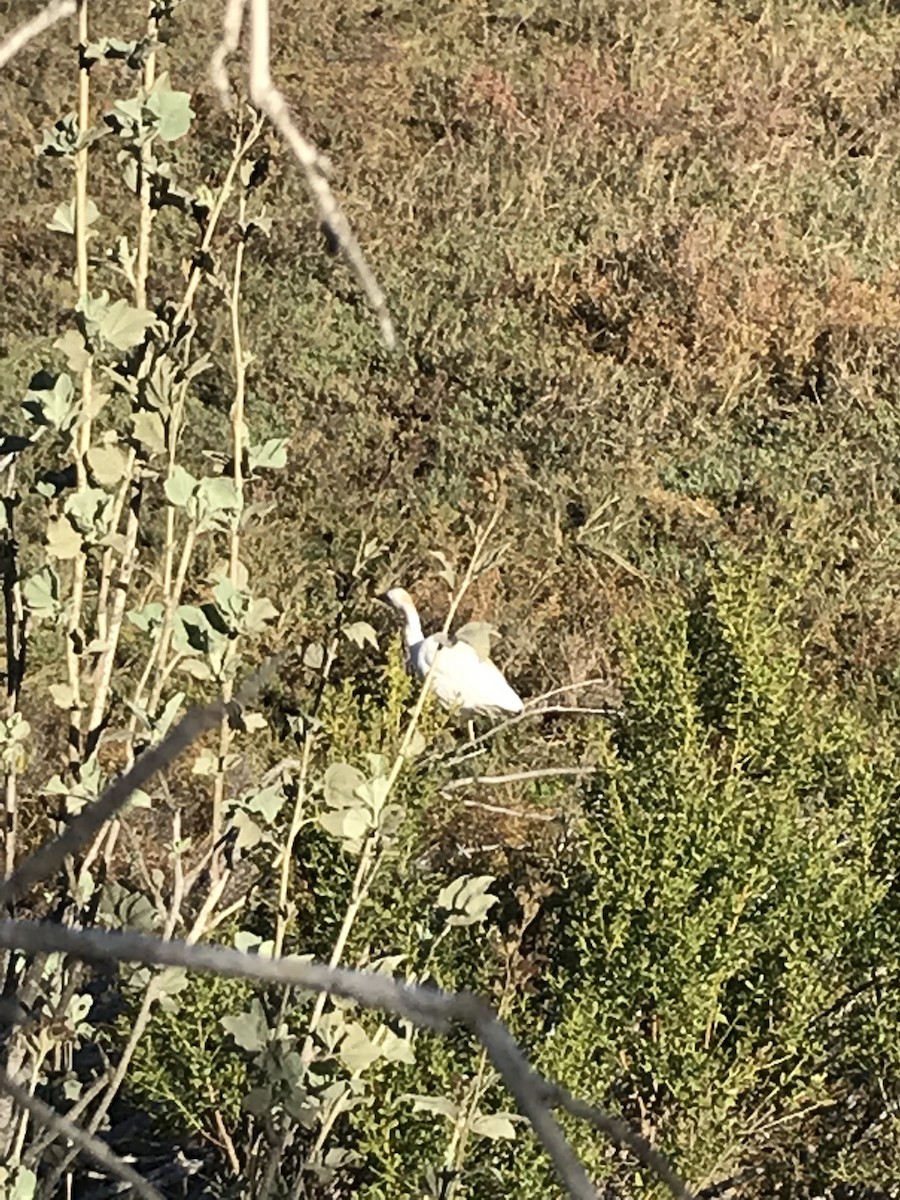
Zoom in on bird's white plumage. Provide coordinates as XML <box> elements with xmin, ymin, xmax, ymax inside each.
<box><xmin>382</xmin><ymin>586</ymin><xmax>524</xmax><ymax>718</ymax></box>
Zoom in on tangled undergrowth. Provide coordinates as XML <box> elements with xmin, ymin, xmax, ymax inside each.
<box><xmin>2</xmin><ymin>1</ymin><xmax>900</xmax><ymax>1197</ymax></box>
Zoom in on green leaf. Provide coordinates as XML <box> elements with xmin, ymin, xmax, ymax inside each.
<box><xmin>133</xmin><ymin>409</ymin><xmax>166</xmax><ymax>454</ymax></box>
<box><xmin>245</xmin><ymin>783</ymin><xmax>286</xmax><ymax>824</ymax></box>
<box><xmin>164</xmin><ymin>465</ymin><xmax>197</xmax><ymax>509</ymax></box>
<box><xmin>0</xmin><ymin>714</ymin><xmax>31</xmax><ymax>768</ymax></box>
<box><xmin>243</xmin><ymin>213</ymin><xmax>273</xmax><ymax>238</ymax></box>
<box><xmin>234</xmin><ymin>930</ymin><xmax>274</xmax><ymax>957</ymax></box>
<box><xmin>22</xmin><ymin>566</ymin><xmax>60</xmax><ymax>619</ymax></box>
<box><xmin>245</xmin><ymin>596</ymin><xmax>279</xmax><ymax>633</ymax></box>
<box><xmin>152</xmin><ymin>692</ymin><xmax>185</xmax><ymax>741</ymax></box>
<box><xmin>127</xmin><ymin>601</ymin><xmax>164</xmax><ymax>632</ymax></box>
<box><xmin>213</xmin><ymin>576</ymin><xmax>245</xmax><ymax>623</ymax></box>
<box><xmin>48</xmin><ymin>683</ymin><xmax>75</xmax><ymax>709</ymax></box>
<box><xmin>356</xmin><ymin>774</ymin><xmax>391</xmax><ymax>819</ymax></box>
<box><xmin>82</xmin><ymin>37</ymin><xmax>142</xmax><ymax>66</ymax></box>
<box><xmin>46</xmin><ymin>516</ymin><xmax>82</xmax><ymax>560</ymax></box>
<box><xmin>323</xmin><ymin>762</ymin><xmax>366</xmax><ymax>808</ymax></box>
<box><xmin>65</xmin><ymin>486</ymin><xmax>113</xmax><ymax>538</ymax></box>
<box><xmin>339</xmin><ymin>1023</ymin><xmax>382</xmax><ymax>1073</ymax></box>
<box><xmin>221</xmin><ymin>1001</ymin><xmax>268</xmax><ymax>1053</ymax></box>
<box><xmin>403</xmin><ymin>729</ymin><xmax>427</xmax><ymax>759</ymax></box>
<box><xmin>47</xmin><ymin>198</ymin><xmax>99</xmax><ymax>235</ymax></box>
<box><xmin>194</xmin><ymin>477</ymin><xmax>241</xmax><ymax>532</ymax></box>
<box><xmin>9</xmin><ymin>1165</ymin><xmax>37</xmax><ymax>1200</ymax></box>
<box><xmin>230</xmin><ymin>809</ymin><xmax>263</xmax><ymax>849</ymax></box>
<box><xmin>54</xmin><ymin>329</ymin><xmax>91</xmax><ymax>373</ymax></box>
<box><xmin>191</xmin><ymin>748</ymin><xmax>218</xmax><ymax>776</ymax></box>
<box><xmin>155</xmin><ymin>966</ymin><xmax>188</xmax><ymax>1013</ymax></box>
<box><xmin>303</xmin><ymin>641</ymin><xmax>325</xmax><ymax>670</ymax></box>
<box><xmin>177</xmin><ymin>659</ymin><xmax>213</xmax><ymax>680</ymax></box>
<box><xmin>247</xmin><ymin>438</ymin><xmax>288</xmax><ymax>470</ymax></box>
<box><xmin>87</xmin><ymin>442</ymin><xmax>128</xmax><ymax>486</ymax></box>
<box><xmin>36</xmin><ymin>113</ymin><xmax>79</xmax><ymax>157</ymax></box>
<box><xmin>97</xmin><ymin>298</ymin><xmax>156</xmax><ymax>350</ymax></box>
<box><xmin>401</xmin><ymin>1094</ymin><xmax>458</xmax><ymax>1120</ymax></box>
<box><xmin>436</xmin><ymin>874</ymin><xmax>498</xmax><ymax>926</ymax></box>
<box><xmin>469</xmin><ymin>1113</ymin><xmax>518</xmax><ymax>1140</ymax></box>
<box><xmin>318</xmin><ymin>808</ymin><xmax>371</xmax><ymax>847</ymax></box>
<box><xmin>22</xmin><ymin>373</ymin><xmax>76</xmax><ymax>432</ymax></box>
<box><xmin>172</xmin><ymin>604</ymin><xmax>217</xmax><ymax>657</ymax></box>
<box><xmin>380</xmin><ymin>1027</ymin><xmax>416</xmax><ymax>1064</ymax></box>
<box><xmin>343</xmin><ymin>621</ymin><xmax>379</xmax><ymax>650</ymax></box>
<box><xmin>146</xmin><ymin>74</ymin><xmax>194</xmax><ymax>141</ymax></box>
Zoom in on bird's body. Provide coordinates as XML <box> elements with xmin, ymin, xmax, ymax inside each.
<box><xmin>382</xmin><ymin>587</ymin><xmax>524</xmax><ymax>718</ymax></box>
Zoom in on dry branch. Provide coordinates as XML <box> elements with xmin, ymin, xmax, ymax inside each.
<box><xmin>236</xmin><ymin>0</ymin><xmax>396</xmax><ymax>348</ymax></box>
<box><xmin>0</xmin><ymin>0</ymin><xmax>76</xmax><ymax>69</ymax></box>
<box><xmin>443</xmin><ymin>765</ymin><xmax>596</xmax><ymax>792</ymax></box>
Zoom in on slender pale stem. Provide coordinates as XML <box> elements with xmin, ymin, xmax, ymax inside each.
<box><xmin>2</xmin><ymin>465</ymin><xmax>25</xmax><ymax>880</ymax></box>
<box><xmin>211</xmin><ymin>183</ymin><xmax>250</xmax><ymax>866</ymax></box>
<box><xmin>140</xmin><ymin>116</ymin><xmax>263</xmax><ymax>730</ymax></box>
<box><xmin>66</xmin><ymin>0</ymin><xmax>94</xmax><ymax>767</ymax></box>
<box><xmin>271</xmin><ymin>732</ymin><xmax>313</xmax><ymax>959</ymax></box>
<box><xmin>442</xmin><ymin>492</ymin><xmax>505</xmax><ymax>635</ymax></box>
<box><xmin>90</xmin><ymin>1</ymin><xmax>158</xmax><ymax>705</ymax></box>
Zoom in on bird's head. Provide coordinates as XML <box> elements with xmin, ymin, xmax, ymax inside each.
<box><xmin>379</xmin><ymin>586</ymin><xmax>416</xmax><ymax>614</ymax></box>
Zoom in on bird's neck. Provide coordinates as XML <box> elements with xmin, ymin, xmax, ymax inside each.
<box><xmin>400</xmin><ymin>605</ymin><xmax>424</xmax><ymax>647</ymax></box>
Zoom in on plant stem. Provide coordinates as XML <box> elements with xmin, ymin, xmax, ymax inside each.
<box><xmin>1</xmin><ymin>462</ymin><xmax>25</xmax><ymax>880</ymax></box>
<box><xmin>211</xmin><ymin>180</ymin><xmax>250</xmax><ymax>868</ymax></box>
<box><xmin>66</xmin><ymin>0</ymin><xmax>94</xmax><ymax>767</ymax></box>
<box><xmin>88</xmin><ymin>3</ymin><xmax>159</xmax><ymax>748</ymax></box>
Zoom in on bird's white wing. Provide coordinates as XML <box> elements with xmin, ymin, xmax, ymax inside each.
<box><xmin>468</xmin><ymin>657</ymin><xmax>524</xmax><ymax>714</ymax></box>
<box><xmin>415</xmin><ymin>634</ymin><xmax>522</xmax><ymax>714</ymax></box>
<box><xmin>416</xmin><ymin>635</ymin><xmax>480</xmax><ymax>709</ymax></box>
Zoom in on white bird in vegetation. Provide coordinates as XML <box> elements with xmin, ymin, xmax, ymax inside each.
<box><xmin>381</xmin><ymin>586</ymin><xmax>524</xmax><ymax>719</ymax></box>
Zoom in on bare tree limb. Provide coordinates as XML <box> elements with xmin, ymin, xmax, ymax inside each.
<box><xmin>0</xmin><ymin>919</ymin><xmax>694</xmax><ymax>1200</ymax></box>
<box><xmin>0</xmin><ymin>1065</ymin><xmax>163</xmax><ymax>1200</ymax></box>
<box><xmin>0</xmin><ymin>0</ymin><xmax>76</xmax><ymax>69</ymax></box>
<box><xmin>443</xmin><ymin>765</ymin><xmax>596</xmax><ymax>792</ymax></box>
<box><xmin>245</xmin><ymin>0</ymin><xmax>396</xmax><ymax>349</ymax></box>
<box><xmin>460</xmin><ymin>799</ymin><xmax>561</xmax><ymax>820</ymax></box>
<box><xmin>209</xmin><ymin>0</ymin><xmax>247</xmax><ymax>107</ymax></box>
<box><xmin>547</xmin><ymin>1083</ymin><xmax>694</xmax><ymax>1200</ymax></box>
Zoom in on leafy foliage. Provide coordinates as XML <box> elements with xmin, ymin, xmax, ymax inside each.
<box><xmin>3</xmin><ymin>1</ymin><xmax>900</xmax><ymax>1198</ymax></box>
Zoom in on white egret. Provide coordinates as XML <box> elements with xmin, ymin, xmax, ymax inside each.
<box><xmin>381</xmin><ymin>586</ymin><xmax>524</xmax><ymax>719</ymax></box>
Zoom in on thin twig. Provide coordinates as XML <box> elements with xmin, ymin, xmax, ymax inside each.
<box><xmin>526</xmin><ymin>678</ymin><xmax>612</xmax><ymax>707</ymax></box>
<box><xmin>245</xmin><ymin>0</ymin><xmax>396</xmax><ymax>348</ymax></box>
<box><xmin>87</xmin><ymin>0</ymin><xmax>161</xmax><ymax>753</ymax></box>
<box><xmin>442</xmin><ymin>705</ymin><xmax>615</xmax><ymax>770</ymax></box>
<box><xmin>210</xmin><ymin>163</ymin><xmax>252</xmax><ymax>869</ymax></box>
<box><xmin>459</xmin><ymin>800</ymin><xmax>559</xmax><ymax>820</ymax></box>
<box><xmin>442</xmin><ymin>492</ymin><xmax>505</xmax><ymax>635</ymax></box>
<box><xmin>0</xmin><ymin>0</ymin><xmax>76</xmax><ymax>69</ymax></box>
<box><xmin>0</xmin><ymin>1065</ymin><xmax>163</xmax><ymax>1200</ymax></box>
<box><xmin>443</xmin><ymin>765</ymin><xmax>596</xmax><ymax>792</ymax></box>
